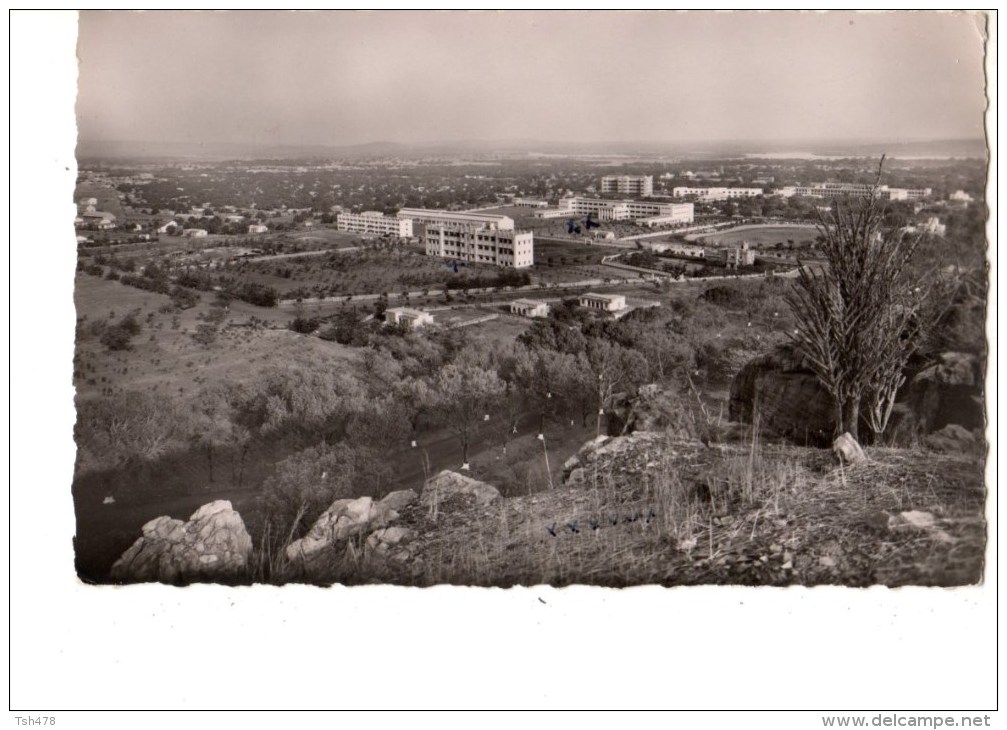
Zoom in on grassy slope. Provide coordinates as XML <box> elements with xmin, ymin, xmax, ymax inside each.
<box><xmin>73</xmin><ymin>272</ymin><xmax>359</xmax><ymax>405</ymax></box>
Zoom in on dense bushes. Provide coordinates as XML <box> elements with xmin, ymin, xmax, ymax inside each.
<box><xmin>99</xmin><ymin>313</ymin><xmax>142</xmax><ymax>351</ymax></box>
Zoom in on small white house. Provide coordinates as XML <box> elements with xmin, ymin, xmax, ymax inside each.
<box><xmin>247</xmin><ymin>224</ymin><xmax>269</xmax><ymax>235</ymax></box>
<box><xmin>510</xmin><ymin>299</ymin><xmax>550</xmax><ymax>318</ymax></box>
<box><xmin>157</xmin><ymin>222</ymin><xmax>179</xmax><ymax>234</ymax></box>
<box><xmin>183</xmin><ymin>228</ymin><xmax>208</xmax><ymax>238</ymax></box>
<box><xmin>386</xmin><ymin>307</ymin><xmax>434</xmax><ymax>329</ymax></box>
<box><xmin>578</xmin><ymin>293</ymin><xmax>626</xmax><ymax>312</ymax></box>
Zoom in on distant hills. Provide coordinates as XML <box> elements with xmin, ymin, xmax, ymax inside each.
<box><xmin>76</xmin><ymin>136</ymin><xmax>987</xmax><ymax>162</ymax></box>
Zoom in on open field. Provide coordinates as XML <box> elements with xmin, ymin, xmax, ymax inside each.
<box><xmin>696</xmin><ymin>224</ymin><xmax>820</xmax><ymax>247</ymax></box>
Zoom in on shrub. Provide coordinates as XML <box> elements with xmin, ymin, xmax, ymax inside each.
<box><xmin>289</xmin><ymin>316</ymin><xmax>320</xmax><ymax>334</ymax></box>
<box><xmin>259</xmin><ymin>443</ymin><xmax>392</xmax><ymax>543</ymax></box>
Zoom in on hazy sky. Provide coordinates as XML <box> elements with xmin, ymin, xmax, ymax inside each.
<box><xmin>76</xmin><ymin>10</ymin><xmax>989</xmax><ymax>147</ymax></box>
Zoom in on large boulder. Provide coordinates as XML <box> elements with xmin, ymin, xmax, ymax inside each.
<box><xmin>729</xmin><ymin>344</ymin><xmax>834</xmax><ymax>446</ymax></box>
<box><xmin>923</xmin><ymin>424</ymin><xmax>981</xmax><ymax>453</ymax></box>
<box><xmin>730</xmin><ymin>345</ymin><xmax>986</xmax><ymax>446</ymax></box>
<box><xmin>286</xmin><ymin>495</ymin><xmax>401</xmax><ymax>564</ymax></box>
<box><xmin>608</xmin><ymin>384</ymin><xmax>680</xmax><ymax>435</ymax></box>
<box><xmin>833</xmin><ymin>433</ymin><xmax>866</xmax><ymax>466</ymax></box>
<box><xmin>421</xmin><ymin>470</ymin><xmax>501</xmax><ymax>512</ymax></box>
<box><xmin>110</xmin><ymin>500</ymin><xmax>253</xmax><ymax>584</ymax></box>
<box><xmin>896</xmin><ymin>352</ymin><xmax>985</xmax><ymax>435</ymax></box>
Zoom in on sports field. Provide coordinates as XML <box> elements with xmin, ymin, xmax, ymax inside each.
<box><xmin>698</xmin><ymin>224</ymin><xmax>820</xmax><ymax>247</ymax></box>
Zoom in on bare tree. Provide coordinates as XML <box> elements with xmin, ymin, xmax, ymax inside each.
<box><xmin>785</xmin><ymin>157</ymin><xmax>926</xmax><ymax>442</ymax></box>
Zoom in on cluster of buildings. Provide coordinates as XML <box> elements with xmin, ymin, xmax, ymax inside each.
<box><xmin>74</xmin><ymin>198</ymin><xmax>118</xmax><ymax>230</ymax></box>
<box><xmin>334</xmin><ymin>208</ymin><xmax>534</xmax><ymax>269</ymax></box>
<box><xmin>902</xmin><ymin>216</ymin><xmax>947</xmax><ymax>237</ymax></box>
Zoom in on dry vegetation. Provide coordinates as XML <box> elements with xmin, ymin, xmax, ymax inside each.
<box><xmin>304</xmin><ymin>431</ymin><xmax>986</xmax><ymax>588</ymax></box>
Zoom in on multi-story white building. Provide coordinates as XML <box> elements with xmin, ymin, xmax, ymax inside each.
<box><xmin>672</xmin><ymin>186</ymin><xmax>764</xmax><ymax>201</ymax></box>
<box><xmin>551</xmin><ymin>197</ymin><xmax>694</xmax><ymax>225</ymax></box>
<box><xmin>775</xmin><ymin>183</ymin><xmax>932</xmax><ymax>201</ymax></box>
<box><xmin>601</xmin><ymin>175</ymin><xmax>654</xmax><ymax>197</ymax></box>
<box><xmin>424</xmin><ymin>225</ymin><xmax>534</xmax><ymax>269</ymax></box>
<box><xmin>337</xmin><ymin>211</ymin><xmax>413</xmax><ymax>238</ymax></box>
<box><xmin>397</xmin><ymin>208</ymin><xmax>514</xmax><ymax>231</ymax></box>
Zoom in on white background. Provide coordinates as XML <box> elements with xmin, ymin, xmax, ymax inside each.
<box><xmin>6</xmin><ymin>9</ymin><xmax>999</xmax><ymax>719</ymax></box>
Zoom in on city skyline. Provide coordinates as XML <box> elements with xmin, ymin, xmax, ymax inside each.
<box><xmin>76</xmin><ymin>11</ymin><xmax>989</xmax><ymax>150</ymax></box>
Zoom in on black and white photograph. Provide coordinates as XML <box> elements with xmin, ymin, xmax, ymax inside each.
<box><xmin>8</xmin><ymin>7</ymin><xmax>997</xmax><ymax>716</ymax></box>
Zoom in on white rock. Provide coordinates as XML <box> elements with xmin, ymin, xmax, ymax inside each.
<box><xmin>832</xmin><ymin>433</ymin><xmax>866</xmax><ymax>465</ymax></box>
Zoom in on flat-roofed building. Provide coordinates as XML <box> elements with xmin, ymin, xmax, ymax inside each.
<box><xmin>509</xmin><ymin>299</ymin><xmax>550</xmax><ymax>318</ymax></box>
<box><xmin>424</xmin><ymin>225</ymin><xmax>534</xmax><ymax>269</ymax></box>
<box><xmin>601</xmin><ymin>175</ymin><xmax>654</xmax><ymax>197</ymax></box>
<box><xmin>337</xmin><ymin>211</ymin><xmax>413</xmax><ymax>238</ymax></box>
<box><xmin>673</xmin><ymin>186</ymin><xmax>763</xmax><ymax>201</ymax></box>
<box><xmin>775</xmin><ymin>183</ymin><xmax>931</xmax><ymax>201</ymax></box>
<box><xmin>644</xmin><ymin>242</ymin><xmax>706</xmax><ymax>258</ymax></box>
<box><xmin>386</xmin><ymin>307</ymin><xmax>434</xmax><ymax>329</ymax></box>
<box><xmin>397</xmin><ymin>208</ymin><xmax>514</xmax><ymax>231</ymax></box>
<box><xmin>512</xmin><ymin>198</ymin><xmax>550</xmax><ymax>208</ymax></box>
<box><xmin>578</xmin><ymin>293</ymin><xmax>626</xmax><ymax>312</ymax></box>
<box><xmin>555</xmin><ymin>197</ymin><xmax>693</xmax><ymax>225</ymax></box>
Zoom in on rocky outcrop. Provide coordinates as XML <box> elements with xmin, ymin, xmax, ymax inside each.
<box><xmin>895</xmin><ymin>352</ymin><xmax>985</xmax><ymax>435</ymax></box>
<box><xmin>609</xmin><ymin>384</ymin><xmax>680</xmax><ymax>434</ymax></box>
<box><xmin>923</xmin><ymin>424</ymin><xmax>981</xmax><ymax>453</ymax></box>
<box><xmin>729</xmin><ymin>344</ymin><xmax>834</xmax><ymax>446</ymax></box>
<box><xmin>421</xmin><ymin>470</ymin><xmax>501</xmax><ymax>512</ymax></box>
<box><xmin>562</xmin><ymin>431</ymin><xmax>676</xmax><ymax>486</ymax></box>
<box><xmin>731</xmin><ymin>345</ymin><xmax>986</xmax><ymax>446</ymax></box>
<box><xmin>365</xmin><ymin>526</ymin><xmax>420</xmax><ymax>565</ymax></box>
<box><xmin>110</xmin><ymin>500</ymin><xmax>253</xmax><ymax>584</ymax></box>
<box><xmin>286</xmin><ymin>490</ymin><xmax>417</xmax><ymax>564</ymax></box>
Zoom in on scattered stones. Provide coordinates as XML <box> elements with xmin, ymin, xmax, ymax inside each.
<box><xmin>887</xmin><ymin>510</ymin><xmax>956</xmax><ymax>544</ymax></box>
<box><xmin>833</xmin><ymin>433</ymin><xmax>866</xmax><ymax>466</ymax></box>
<box><xmin>365</xmin><ymin>526</ymin><xmax>419</xmax><ymax>564</ymax></box>
<box><xmin>110</xmin><ymin>500</ymin><xmax>253</xmax><ymax>583</ymax></box>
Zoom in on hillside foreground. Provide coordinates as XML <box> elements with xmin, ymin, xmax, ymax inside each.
<box><xmin>112</xmin><ymin>429</ymin><xmax>986</xmax><ymax>588</ymax></box>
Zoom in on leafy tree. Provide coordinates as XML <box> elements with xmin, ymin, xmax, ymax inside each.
<box><xmin>430</xmin><ymin>363</ymin><xmax>506</xmax><ymax>466</ymax></box>
<box><xmin>785</xmin><ymin>158</ymin><xmax>927</xmax><ymax>441</ymax></box>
